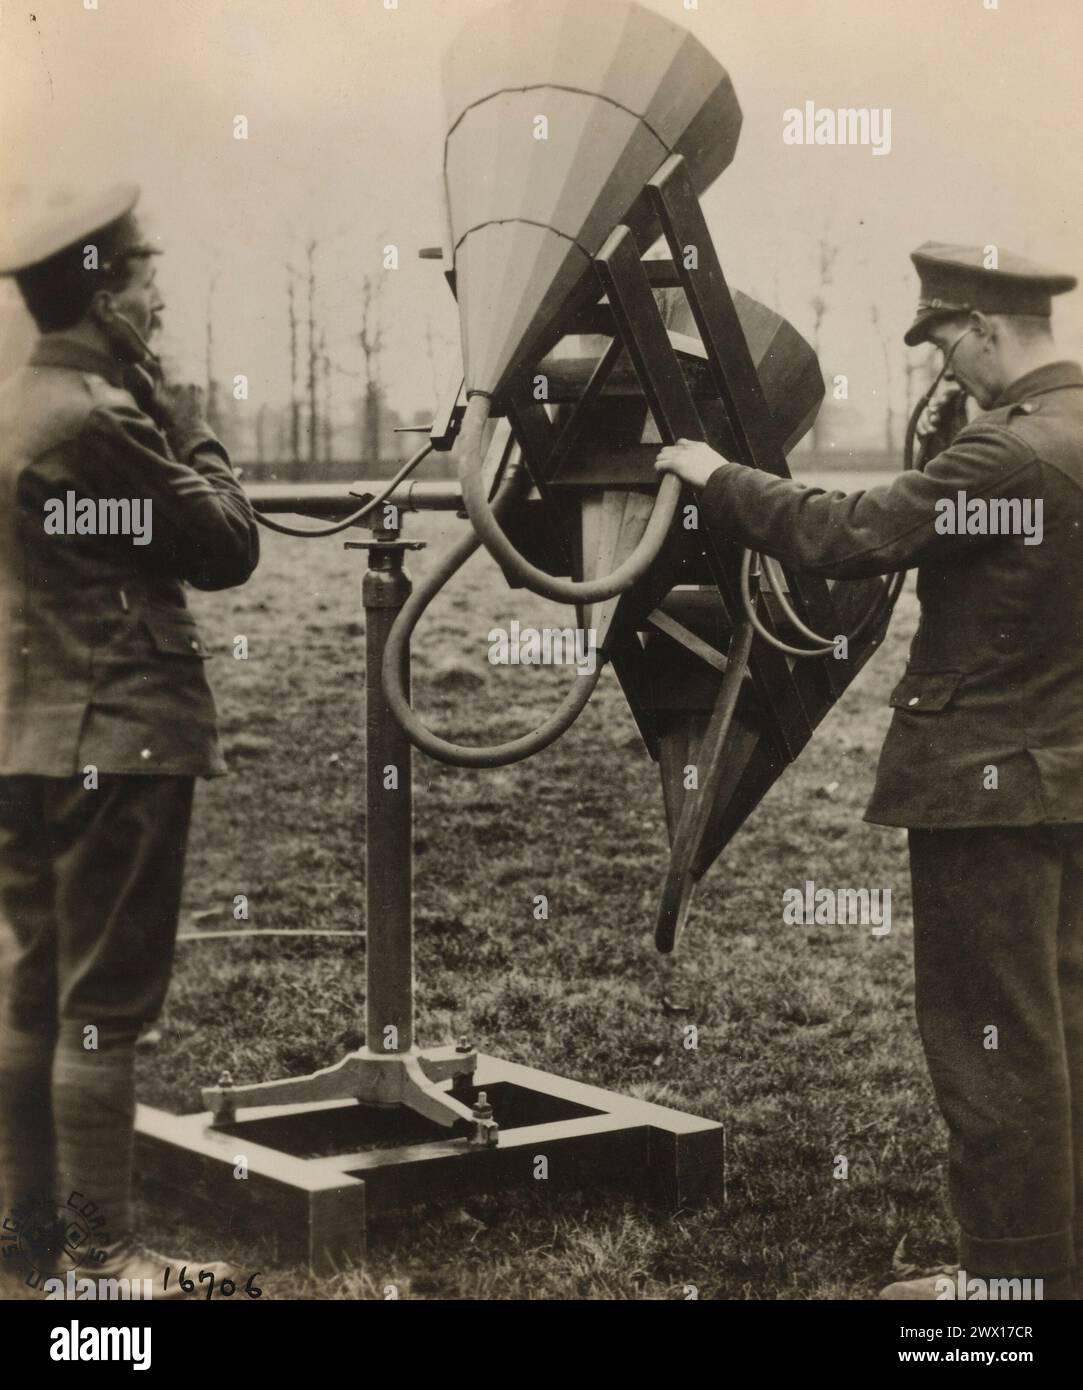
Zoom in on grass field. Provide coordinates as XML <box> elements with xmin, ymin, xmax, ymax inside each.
<box><xmin>102</xmin><ymin>499</ymin><xmax>954</xmax><ymax>1303</ymax></box>
<box><xmin>4</xmin><ymin>499</ymin><xmax>954</xmax><ymax>1301</ymax></box>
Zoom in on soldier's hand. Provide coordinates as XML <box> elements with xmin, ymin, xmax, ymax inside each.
<box><xmin>916</xmin><ymin>380</ymin><xmax>966</xmax><ymax>441</ymax></box>
<box><xmin>154</xmin><ymin>382</ymin><xmax>208</xmax><ymax>436</ymax></box>
<box><xmin>655</xmin><ymin>438</ymin><xmax>731</xmax><ymax>490</ymax></box>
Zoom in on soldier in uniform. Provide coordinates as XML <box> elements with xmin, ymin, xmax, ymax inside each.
<box><xmin>657</xmin><ymin>244</ymin><xmax>1083</xmax><ymax>1300</ymax></box>
<box><xmin>0</xmin><ymin>185</ymin><xmax>259</xmax><ymax>1294</ymax></box>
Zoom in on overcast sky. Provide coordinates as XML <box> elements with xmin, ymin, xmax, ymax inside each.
<box><xmin>2</xmin><ymin>0</ymin><xmax>1082</xmax><ymax>445</ymax></box>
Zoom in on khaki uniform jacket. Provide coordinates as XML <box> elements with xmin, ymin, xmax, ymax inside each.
<box><xmin>0</xmin><ymin>336</ymin><xmax>259</xmax><ymax>778</ymax></box>
<box><xmin>699</xmin><ymin>361</ymin><xmax>1083</xmax><ymax>828</ymax></box>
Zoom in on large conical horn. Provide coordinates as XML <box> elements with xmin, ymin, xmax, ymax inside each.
<box><xmin>442</xmin><ymin>0</ymin><xmax>741</xmax><ymax>398</ymax></box>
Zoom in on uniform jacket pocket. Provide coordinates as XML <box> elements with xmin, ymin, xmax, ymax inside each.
<box><xmin>888</xmin><ymin>670</ymin><xmax>964</xmax><ymax>712</ymax></box>
<box><xmin>141</xmin><ymin>610</ymin><xmax>212</xmax><ymax>659</ymax></box>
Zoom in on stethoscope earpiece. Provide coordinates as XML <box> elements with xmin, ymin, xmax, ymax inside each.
<box><xmin>904</xmin><ymin>327</ymin><xmax>975</xmax><ymax>471</ymax></box>
<box><xmin>97</xmin><ymin>296</ymin><xmax>161</xmax><ymax>372</ymax></box>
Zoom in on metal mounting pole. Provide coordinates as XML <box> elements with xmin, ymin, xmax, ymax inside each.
<box><xmin>199</xmin><ymin>520</ymin><xmax>486</xmax><ymax>1134</ymax></box>
<box><xmin>360</xmin><ymin>527</ymin><xmax>416</xmax><ymax>1055</ymax></box>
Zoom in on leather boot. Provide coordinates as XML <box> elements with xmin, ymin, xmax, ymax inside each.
<box><xmin>51</xmin><ymin>1022</ymin><xmax>237</xmax><ymax>1300</ymax></box>
<box><xmin>51</xmin><ymin>1022</ymin><xmax>136</xmax><ymax>1251</ymax></box>
<box><xmin>0</xmin><ymin>1017</ymin><xmax>56</xmax><ymax>1232</ymax></box>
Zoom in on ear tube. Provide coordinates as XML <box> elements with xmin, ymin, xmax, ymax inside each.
<box><xmin>380</xmin><ymin>449</ymin><xmax>604</xmax><ymax>768</ymax></box>
<box><xmin>456</xmin><ymin>391</ymin><xmax>683</xmax><ymax>604</ymax></box>
<box><xmin>738</xmin><ymin>328</ymin><xmax>976</xmax><ymax>661</ymax></box>
<box><xmin>380</xmin><ymin>387</ymin><xmax>684</xmax><ymax>767</ymax></box>
<box><xmin>902</xmin><ymin>326</ymin><xmax>974</xmax><ymax>474</ymax></box>
<box><xmin>95</xmin><ymin>298</ymin><xmax>164</xmax><ymax>390</ymax></box>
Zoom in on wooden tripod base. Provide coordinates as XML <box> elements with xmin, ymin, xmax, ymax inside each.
<box><xmin>134</xmin><ymin>1053</ymin><xmax>723</xmax><ymax>1276</ymax></box>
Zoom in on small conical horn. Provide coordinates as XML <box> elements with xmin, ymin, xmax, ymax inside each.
<box><xmin>442</xmin><ymin>0</ymin><xmax>741</xmax><ymax>398</ymax></box>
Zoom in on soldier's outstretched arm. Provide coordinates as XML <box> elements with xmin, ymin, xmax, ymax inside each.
<box><xmin>76</xmin><ymin>394</ymin><xmax>261</xmax><ymax>589</ymax></box>
<box><xmin>656</xmin><ymin>425</ymin><xmax>1040</xmax><ymax>579</ymax></box>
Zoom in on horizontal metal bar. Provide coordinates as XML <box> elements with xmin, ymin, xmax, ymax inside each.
<box><xmin>244</xmin><ymin>479</ymin><xmax>465</xmax><ymax>516</ymax></box>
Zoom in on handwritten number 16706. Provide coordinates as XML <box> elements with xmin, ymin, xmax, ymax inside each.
<box><xmin>162</xmin><ymin>1266</ymin><xmax>262</xmax><ymax>1298</ymax></box>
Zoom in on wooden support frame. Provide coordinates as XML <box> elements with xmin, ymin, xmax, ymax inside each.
<box><xmin>136</xmin><ymin>1055</ymin><xmax>723</xmax><ymax>1275</ymax></box>
<box><xmin>648</xmin><ymin>155</ymin><xmax>852</xmax><ymax>703</ymax></box>
<box><xmin>592</xmin><ymin>222</ymin><xmax>819</xmax><ymax>764</ymax></box>
<box><xmin>487</xmin><ymin>154</ymin><xmax>893</xmax><ymax>950</ymax></box>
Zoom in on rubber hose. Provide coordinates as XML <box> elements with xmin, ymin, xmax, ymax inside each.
<box><xmin>382</xmin><ymin>465</ymin><xmax>604</xmax><ymax>768</ymax></box>
<box><xmin>253</xmin><ymin>442</ymin><xmax>434</xmax><ymax>538</ymax></box>
<box><xmin>457</xmin><ymin>391</ymin><xmax>682</xmax><ymax>604</ymax></box>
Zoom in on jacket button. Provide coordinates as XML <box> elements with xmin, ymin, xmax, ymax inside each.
<box><xmin>140</xmin><ymin>748</ymin><xmax>152</xmax><ymax>760</ymax></box>
<box><xmin>189</xmin><ymin>639</ymin><xmax>199</xmax><ymax>651</ymax></box>
<box><xmin>907</xmin><ymin>696</ymin><xmax>920</xmax><ymax>706</ymax></box>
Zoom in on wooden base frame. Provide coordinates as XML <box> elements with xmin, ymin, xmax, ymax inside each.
<box><xmin>135</xmin><ymin>1054</ymin><xmax>723</xmax><ymax>1275</ymax></box>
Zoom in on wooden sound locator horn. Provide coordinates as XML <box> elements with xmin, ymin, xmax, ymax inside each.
<box><xmin>385</xmin><ymin>0</ymin><xmax>895</xmax><ymax>952</ymax></box>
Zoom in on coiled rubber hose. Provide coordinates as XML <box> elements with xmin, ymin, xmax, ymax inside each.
<box><xmin>381</xmin><ymin>450</ymin><xmax>604</xmax><ymax>768</ymax></box>
<box><xmin>457</xmin><ymin>391</ymin><xmax>682</xmax><ymax>603</ymax></box>
<box><xmin>736</xmin><ymin>335</ymin><xmax>971</xmax><ymax>659</ymax></box>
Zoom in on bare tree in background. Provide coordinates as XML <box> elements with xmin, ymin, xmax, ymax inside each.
<box><xmin>421</xmin><ymin>314</ymin><xmax>462</xmax><ymax>418</ymax></box>
<box><xmin>286</xmin><ymin>269</ymin><xmax>301</xmax><ymax>463</ymax></box>
<box><xmin>306</xmin><ymin>239</ymin><xmax>320</xmax><ymax>467</ymax></box>
<box><xmin>869</xmin><ymin>301</ymin><xmax>895</xmax><ymax>456</ymax></box>
<box><xmin>809</xmin><ymin>232</ymin><xmax>839</xmax><ymax>456</ymax></box>
<box><xmin>422</xmin><ymin>315</ymin><xmax>441</xmax><ymax>408</ymax></box>
<box><xmin>255</xmin><ymin>402</ymin><xmax>269</xmax><ymax>464</ymax></box>
<box><xmin>359</xmin><ymin>274</ymin><xmax>384</xmax><ymax>467</ymax></box>
<box><xmin>204</xmin><ymin>270</ymin><xmax>221</xmax><ymax>435</ymax></box>
<box><xmin>319</xmin><ymin>327</ymin><xmax>333</xmax><ymax>465</ymax></box>
<box><xmin>903</xmin><ymin>354</ymin><xmax>928</xmax><ymax>431</ymax></box>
